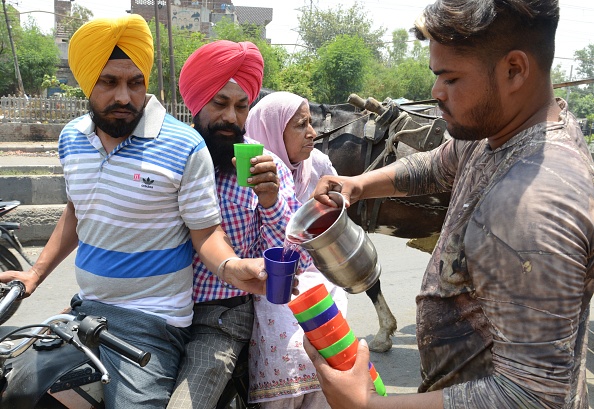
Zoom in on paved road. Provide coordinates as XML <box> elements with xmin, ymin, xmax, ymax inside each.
<box><xmin>3</xmin><ymin>234</ymin><xmax>594</xmax><ymax>405</ymax></box>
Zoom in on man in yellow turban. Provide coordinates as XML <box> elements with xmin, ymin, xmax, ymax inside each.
<box><xmin>0</xmin><ymin>15</ymin><xmax>268</xmax><ymax>409</ymax></box>
<box><xmin>68</xmin><ymin>14</ymin><xmax>154</xmax><ymax>99</ymax></box>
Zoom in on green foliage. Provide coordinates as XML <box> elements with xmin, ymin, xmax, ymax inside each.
<box><xmin>363</xmin><ymin>43</ymin><xmax>433</xmax><ymax>101</ymax></box>
<box><xmin>0</xmin><ymin>11</ymin><xmax>60</xmax><ymax>96</ymax></box>
<box><xmin>392</xmin><ymin>59</ymin><xmax>434</xmax><ymax>101</ymax></box>
<box><xmin>275</xmin><ymin>50</ymin><xmax>316</xmax><ymax>100</ymax></box>
<box><xmin>0</xmin><ymin>4</ymin><xmax>20</xmax><ymax>95</ymax></box>
<box><xmin>147</xmin><ymin>19</ymin><xmax>206</xmax><ymax>102</ymax></box>
<box><xmin>17</xmin><ymin>22</ymin><xmax>60</xmax><ymax>95</ymax></box>
<box><xmin>277</xmin><ymin>64</ymin><xmax>314</xmax><ymax>101</ymax></box>
<box><xmin>575</xmin><ymin>45</ymin><xmax>594</xmax><ymax>80</ymax></box>
<box><xmin>41</xmin><ymin>74</ymin><xmax>85</xmax><ymax>98</ymax></box>
<box><xmin>361</xmin><ymin>62</ymin><xmax>392</xmax><ymax>99</ymax></box>
<box><xmin>570</xmin><ymin>93</ymin><xmax>594</xmax><ymax>120</ymax></box>
<box><xmin>213</xmin><ymin>19</ymin><xmax>284</xmax><ymax>90</ymax></box>
<box><xmin>585</xmin><ymin>113</ymin><xmax>594</xmax><ymax>141</ymax></box>
<box><xmin>551</xmin><ymin>64</ymin><xmax>568</xmax><ymax>99</ymax></box>
<box><xmin>60</xmin><ymin>4</ymin><xmax>94</xmax><ymax>39</ymax></box>
<box><xmin>298</xmin><ymin>1</ymin><xmax>386</xmax><ymax>59</ymax></box>
<box><xmin>561</xmin><ymin>44</ymin><xmax>594</xmax><ymax>126</ymax></box>
<box><xmin>311</xmin><ymin>35</ymin><xmax>372</xmax><ymax>104</ymax></box>
<box><xmin>388</xmin><ymin>29</ymin><xmax>409</xmax><ymax>66</ymax></box>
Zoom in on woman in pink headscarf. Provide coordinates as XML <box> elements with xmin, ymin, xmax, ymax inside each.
<box><xmin>246</xmin><ymin>91</ymin><xmax>348</xmax><ymax>409</ymax></box>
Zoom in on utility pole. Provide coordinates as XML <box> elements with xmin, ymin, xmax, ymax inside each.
<box><xmin>153</xmin><ymin>0</ymin><xmax>164</xmax><ymax>103</ymax></box>
<box><xmin>166</xmin><ymin>0</ymin><xmax>176</xmax><ymax>118</ymax></box>
<box><xmin>2</xmin><ymin>0</ymin><xmax>25</xmax><ymax>96</ymax></box>
<box><xmin>566</xmin><ymin>65</ymin><xmax>573</xmax><ymax>107</ymax></box>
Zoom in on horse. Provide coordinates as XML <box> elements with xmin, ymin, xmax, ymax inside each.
<box><xmin>253</xmin><ymin>90</ymin><xmax>450</xmax><ymax>352</ymax></box>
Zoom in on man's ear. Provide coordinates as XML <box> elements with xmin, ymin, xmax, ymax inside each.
<box><xmin>503</xmin><ymin>50</ymin><xmax>530</xmax><ymax>92</ymax></box>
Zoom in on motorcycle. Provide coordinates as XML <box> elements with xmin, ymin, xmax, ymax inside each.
<box><xmin>0</xmin><ymin>280</ymin><xmax>151</xmax><ymax>408</ymax></box>
<box><xmin>0</xmin><ymin>200</ymin><xmax>34</xmax><ymax>272</ymax></box>
<box><xmin>0</xmin><ymin>200</ymin><xmax>254</xmax><ymax>408</ymax></box>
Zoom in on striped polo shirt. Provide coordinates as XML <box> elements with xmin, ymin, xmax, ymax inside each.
<box><xmin>59</xmin><ymin>95</ymin><xmax>221</xmax><ymax>327</ymax></box>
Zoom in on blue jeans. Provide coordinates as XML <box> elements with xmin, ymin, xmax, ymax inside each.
<box><xmin>71</xmin><ymin>295</ymin><xmax>190</xmax><ymax>409</ymax></box>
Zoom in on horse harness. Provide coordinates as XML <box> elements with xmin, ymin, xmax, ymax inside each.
<box><xmin>314</xmin><ymin>103</ymin><xmax>449</xmax><ymax>233</ymax></box>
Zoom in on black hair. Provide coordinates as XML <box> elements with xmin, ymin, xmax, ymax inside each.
<box><xmin>411</xmin><ymin>0</ymin><xmax>559</xmax><ymax>73</ymax></box>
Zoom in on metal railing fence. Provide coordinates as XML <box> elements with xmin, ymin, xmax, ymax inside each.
<box><xmin>0</xmin><ymin>95</ymin><xmax>192</xmax><ymax>125</ymax></box>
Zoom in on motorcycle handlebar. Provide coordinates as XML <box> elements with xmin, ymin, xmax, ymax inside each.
<box><xmin>0</xmin><ymin>280</ymin><xmax>25</xmax><ymax>318</ymax></box>
<box><xmin>77</xmin><ymin>315</ymin><xmax>151</xmax><ymax>367</ymax></box>
<box><xmin>0</xmin><ymin>282</ymin><xmax>151</xmax><ymax>369</ymax></box>
<box><xmin>98</xmin><ymin>329</ymin><xmax>151</xmax><ymax>367</ymax></box>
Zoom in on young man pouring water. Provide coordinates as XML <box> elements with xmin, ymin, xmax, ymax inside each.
<box><xmin>307</xmin><ymin>1</ymin><xmax>594</xmax><ymax>408</ymax></box>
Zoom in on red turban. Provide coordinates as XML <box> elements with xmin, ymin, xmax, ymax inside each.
<box><xmin>179</xmin><ymin>40</ymin><xmax>264</xmax><ymax>117</ymax></box>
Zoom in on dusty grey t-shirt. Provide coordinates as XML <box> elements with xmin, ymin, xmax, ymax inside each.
<box><xmin>402</xmin><ymin>100</ymin><xmax>594</xmax><ymax>408</ymax></box>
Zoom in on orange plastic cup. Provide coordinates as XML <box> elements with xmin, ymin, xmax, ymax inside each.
<box><xmin>369</xmin><ymin>362</ymin><xmax>378</xmax><ymax>381</ymax></box>
<box><xmin>309</xmin><ymin>319</ymin><xmax>351</xmax><ymax>350</ymax></box>
<box><xmin>288</xmin><ymin>284</ymin><xmax>329</xmax><ymax>315</ymax></box>
<box><xmin>304</xmin><ymin>312</ymin><xmax>347</xmax><ymax>342</ymax></box>
<box><xmin>326</xmin><ymin>338</ymin><xmax>359</xmax><ymax>368</ymax></box>
<box><xmin>333</xmin><ymin>354</ymin><xmax>357</xmax><ymax>371</ymax></box>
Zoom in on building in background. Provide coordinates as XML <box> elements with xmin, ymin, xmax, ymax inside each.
<box><xmin>26</xmin><ymin>0</ymin><xmax>272</xmax><ymax>95</ymax></box>
<box><xmin>49</xmin><ymin>0</ymin><xmax>77</xmax><ymax>96</ymax></box>
<box><xmin>130</xmin><ymin>1</ymin><xmax>272</xmax><ymax>42</ymax></box>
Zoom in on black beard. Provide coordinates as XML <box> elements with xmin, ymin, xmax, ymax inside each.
<box><xmin>438</xmin><ymin>82</ymin><xmax>502</xmax><ymax>141</ymax></box>
<box><xmin>194</xmin><ymin>119</ymin><xmax>246</xmax><ymax>176</ymax></box>
<box><xmin>89</xmin><ymin>101</ymin><xmax>144</xmax><ymax>139</ymax></box>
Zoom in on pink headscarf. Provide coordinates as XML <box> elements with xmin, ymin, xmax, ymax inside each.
<box><xmin>179</xmin><ymin>40</ymin><xmax>264</xmax><ymax>117</ymax></box>
<box><xmin>246</xmin><ymin>91</ymin><xmax>312</xmax><ymax>200</ymax></box>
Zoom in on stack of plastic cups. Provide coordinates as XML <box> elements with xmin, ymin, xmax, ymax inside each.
<box><xmin>288</xmin><ymin>284</ymin><xmax>387</xmax><ymax>396</ymax></box>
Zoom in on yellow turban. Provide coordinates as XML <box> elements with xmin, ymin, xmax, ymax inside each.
<box><xmin>68</xmin><ymin>14</ymin><xmax>154</xmax><ymax>98</ymax></box>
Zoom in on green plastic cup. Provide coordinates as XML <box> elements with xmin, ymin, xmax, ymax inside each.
<box><xmin>234</xmin><ymin>143</ymin><xmax>264</xmax><ymax>187</ymax></box>
<box><xmin>319</xmin><ymin>329</ymin><xmax>356</xmax><ymax>359</ymax></box>
<box><xmin>373</xmin><ymin>373</ymin><xmax>387</xmax><ymax>396</ymax></box>
<box><xmin>294</xmin><ymin>294</ymin><xmax>335</xmax><ymax>323</ymax></box>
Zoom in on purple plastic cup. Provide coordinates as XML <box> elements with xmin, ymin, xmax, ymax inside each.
<box><xmin>298</xmin><ymin>303</ymin><xmax>340</xmax><ymax>332</ymax></box>
<box><xmin>264</xmin><ymin>247</ymin><xmax>299</xmax><ymax>304</ymax></box>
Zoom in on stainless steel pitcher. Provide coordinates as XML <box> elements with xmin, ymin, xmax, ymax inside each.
<box><xmin>286</xmin><ymin>191</ymin><xmax>381</xmax><ymax>294</ymax></box>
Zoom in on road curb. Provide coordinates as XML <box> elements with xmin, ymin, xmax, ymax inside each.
<box><xmin>0</xmin><ymin>143</ymin><xmax>59</xmax><ymax>153</ymax></box>
<box><xmin>10</xmin><ymin>204</ymin><xmax>66</xmax><ymax>246</ymax></box>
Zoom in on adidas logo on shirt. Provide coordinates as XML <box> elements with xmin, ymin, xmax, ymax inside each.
<box><xmin>141</xmin><ymin>176</ymin><xmax>154</xmax><ymax>189</ymax></box>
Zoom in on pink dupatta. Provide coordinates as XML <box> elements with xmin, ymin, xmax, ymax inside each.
<box><xmin>245</xmin><ymin>91</ymin><xmax>312</xmax><ymax>200</ymax></box>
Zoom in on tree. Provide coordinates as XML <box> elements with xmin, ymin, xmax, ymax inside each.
<box><xmin>0</xmin><ymin>12</ymin><xmax>59</xmax><ymax>96</ymax></box>
<box><xmin>391</xmin><ymin>58</ymin><xmax>434</xmax><ymax>101</ymax></box>
<box><xmin>59</xmin><ymin>4</ymin><xmax>93</xmax><ymax>39</ymax></box>
<box><xmin>363</xmin><ymin>39</ymin><xmax>433</xmax><ymax>102</ymax></box>
<box><xmin>572</xmin><ymin>45</ymin><xmax>594</xmax><ymax>97</ymax></box>
<box><xmin>0</xmin><ymin>3</ymin><xmax>19</xmax><ymax>95</ymax></box>
<box><xmin>311</xmin><ymin>35</ymin><xmax>372</xmax><ymax>104</ymax></box>
<box><xmin>17</xmin><ymin>19</ymin><xmax>60</xmax><ymax>95</ymax></box>
<box><xmin>276</xmin><ymin>51</ymin><xmax>316</xmax><ymax>100</ymax></box>
<box><xmin>550</xmin><ymin>63</ymin><xmax>568</xmax><ymax>99</ymax></box>
<box><xmin>213</xmin><ymin>18</ymin><xmax>285</xmax><ymax>90</ymax></box>
<box><xmin>564</xmin><ymin>44</ymin><xmax>594</xmax><ymax>124</ymax></box>
<box><xmin>298</xmin><ymin>1</ymin><xmax>386</xmax><ymax>59</ymax></box>
<box><xmin>41</xmin><ymin>74</ymin><xmax>85</xmax><ymax>98</ymax></box>
<box><xmin>148</xmin><ymin>20</ymin><xmax>206</xmax><ymax>102</ymax></box>
<box><xmin>388</xmin><ymin>29</ymin><xmax>409</xmax><ymax>66</ymax></box>
<box><xmin>574</xmin><ymin>45</ymin><xmax>594</xmax><ymax>80</ymax></box>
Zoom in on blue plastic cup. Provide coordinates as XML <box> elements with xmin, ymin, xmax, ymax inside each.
<box><xmin>298</xmin><ymin>303</ymin><xmax>340</xmax><ymax>332</ymax></box>
<box><xmin>264</xmin><ymin>247</ymin><xmax>299</xmax><ymax>304</ymax></box>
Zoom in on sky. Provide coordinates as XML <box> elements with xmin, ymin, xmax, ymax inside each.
<box><xmin>8</xmin><ymin>0</ymin><xmax>594</xmax><ymax>75</ymax></box>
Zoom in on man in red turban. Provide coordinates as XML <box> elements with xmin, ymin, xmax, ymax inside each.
<box><xmin>169</xmin><ymin>42</ymin><xmax>308</xmax><ymax>408</ymax></box>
